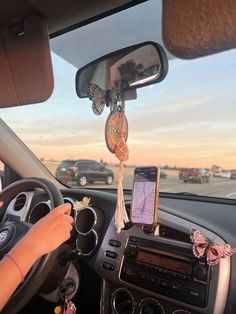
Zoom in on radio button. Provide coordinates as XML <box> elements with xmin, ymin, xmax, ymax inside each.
<box><xmin>124</xmin><ymin>247</ymin><xmax>137</xmax><ymax>258</ymax></box>
<box><xmin>193</xmin><ymin>264</ymin><xmax>206</xmax><ymax>281</ymax></box>
<box><xmin>105</xmin><ymin>251</ymin><xmax>117</xmax><ymax>259</ymax></box>
<box><xmin>139</xmin><ymin>273</ymin><xmax>147</xmax><ymax>280</ymax></box>
<box><xmin>149</xmin><ymin>276</ymin><xmax>157</xmax><ymax>284</ymax></box>
<box><xmin>102</xmin><ymin>262</ymin><xmax>115</xmax><ymax>271</ymax></box>
<box><xmin>123</xmin><ymin>267</ymin><xmax>136</xmax><ymax>276</ymax></box>
<box><xmin>186</xmin><ymin>287</ymin><xmax>204</xmax><ymax>300</ymax></box>
<box><xmin>109</xmin><ymin>239</ymin><xmax>121</xmax><ymax>247</ymax></box>
<box><xmin>171</xmin><ymin>283</ymin><xmax>182</xmax><ymax>292</ymax></box>
<box><xmin>129</xmin><ymin>236</ymin><xmax>137</xmax><ymax>243</ymax></box>
<box><xmin>175</xmin><ymin>273</ymin><xmax>191</xmax><ymax>281</ymax></box>
<box><xmin>159</xmin><ymin>280</ymin><xmax>169</xmax><ymax>288</ymax></box>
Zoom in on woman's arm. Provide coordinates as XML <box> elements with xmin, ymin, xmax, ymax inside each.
<box><xmin>0</xmin><ymin>203</ymin><xmax>73</xmax><ymax>311</ymax></box>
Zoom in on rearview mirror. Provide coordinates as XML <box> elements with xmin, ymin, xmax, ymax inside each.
<box><xmin>75</xmin><ymin>42</ymin><xmax>168</xmax><ymax>98</ymax></box>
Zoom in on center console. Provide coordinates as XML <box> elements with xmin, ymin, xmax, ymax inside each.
<box><xmin>120</xmin><ymin>236</ymin><xmax>209</xmax><ymax>308</ymax></box>
<box><xmin>95</xmin><ymin>209</ymin><xmax>230</xmax><ymax>314</ymax></box>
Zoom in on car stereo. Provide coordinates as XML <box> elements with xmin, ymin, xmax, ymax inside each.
<box><xmin>120</xmin><ymin>236</ymin><xmax>210</xmax><ymax>307</ymax></box>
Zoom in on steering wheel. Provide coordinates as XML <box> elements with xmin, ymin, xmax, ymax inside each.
<box><xmin>0</xmin><ymin>177</ymin><xmax>64</xmax><ymax>314</ymax></box>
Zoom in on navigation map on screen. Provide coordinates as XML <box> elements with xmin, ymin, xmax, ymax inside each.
<box><xmin>131</xmin><ymin>167</ymin><xmax>158</xmax><ymax>225</ymax></box>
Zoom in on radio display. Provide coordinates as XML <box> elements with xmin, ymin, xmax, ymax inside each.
<box><xmin>137</xmin><ymin>250</ymin><xmax>192</xmax><ymax>275</ymax></box>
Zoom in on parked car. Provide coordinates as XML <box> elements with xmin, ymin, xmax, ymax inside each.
<box><xmin>230</xmin><ymin>170</ymin><xmax>236</xmax><ymax>180</ymax></box>
<box><xmin>183</xmin><ymin>168</ymin><xmax>210</xmax><ymax>184</ymax></box>
<box><xmin>221</xmin><ymin>171</ymin><xmax>231</xmax><ymax>178</ymax></box>
<box><xmin>55</xmin><ymin>160</ymin><xmax>76</xmax><ymax>184</ymax></box>
<box><xmin>160</xmin><ymin>170</ymin><xmax>167</xmax><ymax>179</ymax></box>
<box><xmin>179</xmin><ymin>168</ymin><xmax>188</xmax><ymax>180</ymax></box>
<box><xmin>213</xmin><ymin>170</ymin><xmax>222</xmax><ymax>177</ymax></box>
<box><xmin>63</xmin><ymin>159</ymin><xmax>115</xmax><ymax>186</ymax></box>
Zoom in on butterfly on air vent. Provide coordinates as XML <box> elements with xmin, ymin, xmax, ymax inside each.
<box><xmin>190</xmin><ymin>229</ymin><xmax>236</xmax><ymax>266</ymax></box>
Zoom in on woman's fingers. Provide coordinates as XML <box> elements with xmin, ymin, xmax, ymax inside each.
<box><xmin>55</xmin><ymin>203</ymin><xmax>72</xmax><ymax>215</ymax></box>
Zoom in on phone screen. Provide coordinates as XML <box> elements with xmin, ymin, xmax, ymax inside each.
<box><xmin>130</xmin><ymin>166</ymin><xmax>159</xmax><ymax>225</ymax></box>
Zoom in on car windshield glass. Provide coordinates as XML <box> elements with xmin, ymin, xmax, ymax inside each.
<box><xmin>0</xmin><ymin>0</ymin><xmax>236</xmax><ymax>199</ymax></box>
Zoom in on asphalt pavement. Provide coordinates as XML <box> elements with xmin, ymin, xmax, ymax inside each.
<box><xmin>75</xmin><ymin>176</ymin><xmax>236</xmax><ymax>199</ymax></box>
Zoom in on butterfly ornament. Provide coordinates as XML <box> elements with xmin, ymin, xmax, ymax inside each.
<box><xmin>190</xmin><ymin>229</ymin><xmax>236</xmax><ymax>266</ymax></box>
<box><xmin>86</xmin><ymin>83</ymin><xmax>118</xmax><ymax>115</ymax></box>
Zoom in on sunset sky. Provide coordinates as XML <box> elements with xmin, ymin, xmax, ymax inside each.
<box><xmin>0</xmin><ymin>0</ymin><xmax>236</xmax><ymax>170</ymax></box>
<box><xmin>1</xmin><ymin>47</ymin><xmax>236</xmax><ymax>169</ymax></box>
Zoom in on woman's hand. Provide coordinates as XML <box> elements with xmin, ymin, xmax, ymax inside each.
<box><xmin>22</xmin><ymin>203</ymin><xmax>73</xmax><ymax>259</ymax></box>
<box><xmin>0</xmin><ymin>203</ymin><xmax>74</xmax><ymax>311</ymax></box>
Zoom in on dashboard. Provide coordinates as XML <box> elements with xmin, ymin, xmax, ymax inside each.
<box><xmin>2</xmin><ymin>188</ymin><xmax>236</xmax><ymax>314</ymax></box>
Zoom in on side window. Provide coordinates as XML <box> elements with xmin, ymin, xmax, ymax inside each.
<box><xmin>86</xmin><ymin>162</ymin><xmax>93</xmax><ymax>169</ymax></box>
<box><xmin>78</xmin><ymin>162</ymin><xmax>89</xmax><ymax>170</ymax></box>
<box><xmin>77</xmin><ymin>162</ymin><xmax>84</xmax><ymax>170</ymax></box>
<box><xmin>93</xmin><ymin>162</ymin><xmax>102</xmax><ymax>170</ymax></box>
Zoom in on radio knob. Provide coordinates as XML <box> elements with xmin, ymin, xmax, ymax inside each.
<box><xmin>124</xmin><ymin>247</ymin><xmax>137</xmax><ymax>258</ymax></box>
<box><xmin>193</xmin><ymin>264</ymin><xmax>206</xmax><ymax>280</ymax></box>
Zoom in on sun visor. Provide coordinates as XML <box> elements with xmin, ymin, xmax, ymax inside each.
<box><xmin>0</xmin><ymin>16</ymin><xmax>53</xmax><ymax>107</ymax></box>
<box><xmin>162</xmin><ymin>0</ymin><xmax>236</xmax><ymax>59</ymax></box>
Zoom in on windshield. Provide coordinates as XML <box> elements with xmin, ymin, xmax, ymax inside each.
<box><xmin>1</xmin><ymin>0</ymin><xmax>236</xmax><ymax>199</ymax></box>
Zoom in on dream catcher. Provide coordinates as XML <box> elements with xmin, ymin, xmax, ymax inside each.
<box><xmin>86</xmin><ymin>83</ymin><xmax>129</xmax><ymax>232</ymax></box>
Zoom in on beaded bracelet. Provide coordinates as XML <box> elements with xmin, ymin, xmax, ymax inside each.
<box><xmin>5</xmin><ymin>254</ymin><xmax>24</xmax><ymax>283</ymax></box>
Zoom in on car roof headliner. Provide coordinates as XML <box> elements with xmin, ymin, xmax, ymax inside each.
<box><xmin>0</xmin><ymin>0</ymin><xmax>147</xmax><ymax>36</ymax></box>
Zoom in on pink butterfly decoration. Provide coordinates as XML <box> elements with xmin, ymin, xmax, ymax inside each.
<box><xmin>190</xmin><ymin>229</ymin><xmax>236</xmax><ymax>266</ymax></box>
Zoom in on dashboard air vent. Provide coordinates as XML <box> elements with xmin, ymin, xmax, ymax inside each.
<box><xmin>14</xmin><ymin>193</ymin><xmax>27</xmax><ymax>211</ymax></box>
<box><xmin>159</xmin><ymin>225</ymin><xmax>191</xmax><ymax>243</ymax></box>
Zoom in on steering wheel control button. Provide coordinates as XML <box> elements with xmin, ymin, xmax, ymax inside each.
<box><xmin>105</xmin><ymin>250</ymin><xmax>118</xmax><ymax>259</ymax></box>
<box><xmin>102</xmin><ymin>262</ymin><xmax>115</xmax><ymax>271</ymax></box>
<box><xmin>109</xmin><ymin>239</ymin><xmax>121</xmax><ymax>247</ymax></box>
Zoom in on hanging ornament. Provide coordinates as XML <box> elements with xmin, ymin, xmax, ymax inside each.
<box><xmin>86</xmin><ymin>83</ymin><xmax>117</xmax><ymax>116</ymax></box>
<box><xmin>105</xmin><ymin>99</ymin><xmax>129</xmax><ymax>232</ymax></box>
<box><xmin>105</xmin><ymin>108</ymin><xmax>128</xmax><ymax>154</ymax></box>
<box><xmin>86</xmin><ymin>80</ymin><xmax>129</xmax><ymax>233</ymax></box>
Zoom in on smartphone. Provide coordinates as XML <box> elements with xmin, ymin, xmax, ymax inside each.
<box><xmin>130</xmin><ymin>166</ymin><xmax>160</xmax><ymax>225</ymax></box>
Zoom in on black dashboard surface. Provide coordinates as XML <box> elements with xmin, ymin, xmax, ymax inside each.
<box><xmin>4</xmin><ymin>188</ymin><xmax>236</xmax><ymax>313</ymax></box>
